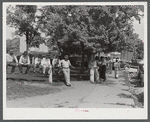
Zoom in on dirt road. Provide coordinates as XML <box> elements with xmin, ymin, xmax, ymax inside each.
<box><xmin>7</xmin><ymin>71</ymin><xmax>136</xmax><ymax>108</ymax></box>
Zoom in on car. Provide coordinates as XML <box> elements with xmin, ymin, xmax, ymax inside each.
<box><xmin>128</xmin><ymin>59</ymin><xmax>144</xmax><ymax>86</ymax></box>
<box><xmin>119</xmin><ymin>60</ymin><xmax>130</xmax><ymax>70</ymax></box>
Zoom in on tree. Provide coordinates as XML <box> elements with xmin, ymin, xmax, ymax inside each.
<box><xmin>37</xmin><ymin>5</ymin><xmax>144</xmax><ymax>66</ymax></box>
<box><xmin>7</xmin><ymin>5</ymin><xmax>43</xmax><ymax>51</ymax></box>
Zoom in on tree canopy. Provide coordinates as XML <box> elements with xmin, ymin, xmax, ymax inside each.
<box><xmin>7</xmin><ymin>5</ymin><xmax>144</xmax><ymax>63</ymax></box>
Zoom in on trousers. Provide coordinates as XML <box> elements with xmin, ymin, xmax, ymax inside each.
<box><xmin>62</xmin><ymin>68</ymin><xmax>70</xmax><ymax>85</ymax></box>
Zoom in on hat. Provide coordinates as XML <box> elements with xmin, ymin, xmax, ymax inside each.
<box><xmin>9</xmin><ymin>50</ymin><xmax>14</xmax><ymax>54</ymax></box>
<box><xmin>23</xmin><ymin>51</ymin><xmax>28</xmax><ymax>55</ymax></box>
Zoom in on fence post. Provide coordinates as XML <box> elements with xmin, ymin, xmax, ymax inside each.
<box><xmin>90</xmin><ymin>68</ymin><xmax>94</xmax><ymax>83</ymax></box>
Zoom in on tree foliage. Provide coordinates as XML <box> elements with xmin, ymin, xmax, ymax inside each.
<box><xmin>7</xmin><ymin>5</ymin><xmax>144</xmax><ymax>62</ymax></box>
<box><xmin>7</xmin><ymin>5</ymin><xmax>44</xmax><ymax>50</ymax></box>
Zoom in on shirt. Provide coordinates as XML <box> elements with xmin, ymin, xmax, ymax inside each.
<box><xmin>52</xmin><ymin>58</ymin><xmax>60</xmax><ymax>66</ymax></box>
<box><xmin>34</xmin><ymin>57</ymin><xmax>41</xmax><ymax>65</ymax></box>
<box><xmin>114</xmin><ymin>62</ymin><xmax>120</xmax><ymax>69</ymax></box>
<box><xmin>102</xmin><ymin>59</ymin><xmax>107</xmax><ymax>65</ymax></box>
<box><xmin>41</xmin><ymin>58</ymin><xmax>51</xmax><ymax>66</ymax></box>
<box><xmin>6</xmin><ymin>54</ymin><xmax>18</xmax><ymax>63</ymax></box>
<box><xmin>19</xmin><ymin>55</ymin><xmax>30</xmax><ymax>64</ymax></box>
<box><xmin>60</xmin><ymin>60</ymin><xmax>71</xmax><ymax>68</ymax></box>
<box><xmin>113</xmin><ymin>59</ymin><xmax>116</xmax><ymax>62</ymax></box>
<box><xmin>93</xmin><ymin>61</ymin><xmax>98</xmax><ymax>67</ymax></box>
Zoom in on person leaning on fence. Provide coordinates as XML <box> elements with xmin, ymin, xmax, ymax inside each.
<box><xmin>33</xmin><ymin>54</ymin><xmax>43</xmax><ymax>74</ymax></box>
<box><xmin>19</xmin><ymin>51</ymin><xmax>32</xmax><ymax>74</ymax></box>
<box><xmin>6</xmin><ymin>50</ymin><xmax>19</xmax><ymax>74</ymax></box>
<box><xmin>60</xmin><ymin>55</ymin><xmax>75</xmax><ymax>87</ymax></box>
<box><xmin>94</xmin><ymin>56</ymin><xmax>101</xmax><ymax>83</ymax></box>
<box><xmin>114</xmin><ymin>58</ymin><xmax>120</xmax><ymax>79</ymax></box>
<box><xmin>89</xmin><ymin>57</ymin><xmax>100</xmax><ymax>84</ymax></box>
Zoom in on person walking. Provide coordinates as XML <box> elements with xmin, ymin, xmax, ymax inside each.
<box><xmin>112</xmin><ymin>57</ymin><xmax>116</xmax><ymax>70</ymax></box>
<box><xmin>114</xmin><ymin>58</ymin><xmax>120</xmax><ymax>79</ymax></box>
<box><xmin>19</xmin><ymin>51</ymin><xmax>31</xmax><ymax>74</ymax></box>
<box><xmin>60</xmin><ymin>55</ymin><xmax>75</xmax><ymax>87</ymax></box>
<box><xmin>97</xmin><ymin>56</ymin><xmax>102</xmax><ymax>81</ymax></box>
<box><xmin>101</xmin><ymin>57</ymin><xmax>107</xmax><ymax>81</ymax></box>
<box><xmin>6</xmin><ymin>50</ymin><xmax>19</xmax><ymax>74</ymax></box>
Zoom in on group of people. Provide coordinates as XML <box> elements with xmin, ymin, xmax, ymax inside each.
<box><xmin>6</xmin><ymin>50</ymin><xmax>75</xmax><ymax>87</ymax></box>
<box><xmin>6</xmin><ymin>51</ymin><xmax>51</xmax><ymax>75</ymax></box>
<box><xmin>6</xmin><ymin>50</ymin><xmax>121</xmax><ymax>86</ymax></box>
<box><xmin>89</xmin><ymin>56</ymin><xmax>121</xmax><ymax>84</ymax></box>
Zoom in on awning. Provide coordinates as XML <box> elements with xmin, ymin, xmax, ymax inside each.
<box><xmin>110</xmin><ymin>52</ymin><xmax>121</xmax><ymax>55</ymax></box>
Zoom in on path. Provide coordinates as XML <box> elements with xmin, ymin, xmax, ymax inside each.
<box><xmin>7</xmin><ymin>71</ymin><xmax>135</xmax><ymax>108</ymax></box>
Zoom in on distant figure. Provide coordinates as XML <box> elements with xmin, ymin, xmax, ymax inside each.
<box><xmin>19</xmin><ymin>51</ymin><xmax>31</xmax><ymax>74</ymax></box>
<box><xmin>60</xmin><ymin>55</ymin><xmax>75</xmax><ymax>87</ymax></box>
<box><xmin>52</xmin><ymin>55</ymin><xmax>60</xmax><ymax>75</ymax></box>
<box><xmin>94</xmin><ymin>56</ymin><xmax>100</xmax><ymax>83</ymax></box>
<box><xmin>101</xmin><ymin>57</ymin><xmax>107</xmax><ymax>81</ymax></box>
<box><xmin>41</xmin><ymin>55</ymin><xmax>52</xmax><ymax>75</ymax></box>
<box><xmin>108</xmin><ymin>57</ymin><xmax>113</xmax><ymax>74</ymax></box>
<box><xmin>114</xmin><ymin>59</ymin><xmax>120</xmax><ymax>79</ymax></box>
<box><xmin>112</xmin><ymin>57</ymin><xmax>116</xmax><ymax>70</ymax></box>
<box><xmin>97</xmin><ymin>56</ymin><xmax>102</xmax><ymax>81</ymax></box>
<box><xmin>6</xmin><ymin>50</ymin><xmax>19</xmax><ymax>74</ymax></box>
<box><xmin>33</xmin><ymin>54</ymin><xmax>43</xmax><ymax>74</ymax></box>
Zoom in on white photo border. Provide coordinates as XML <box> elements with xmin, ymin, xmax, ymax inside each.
<box><xmin>3</xmin><ymin>2</ymin><xmax>148</xmax><ymax>120</ymax></box>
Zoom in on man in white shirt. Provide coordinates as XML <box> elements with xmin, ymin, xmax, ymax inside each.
<box><xmin>6</xmin><ymin>50</ymin><xmax>19</xmax><ymax>74</ymax></box>
<box><xmin>41</xmin><ymin>55</ymin><xmax>52</xmax><ymax>75</ymax></box>
<box><xmin>19</xmin><ymin>51</ymin><xmax>31</xmax><ymax>74</ymax></box>
<box><xmin>33</xmin><ymin>54</ymin><xmax>43</xmax><ymax>74</ymax></box>
<box><xmin>114</xmin><ymin>58</ymin><xmax>120</xmax><ymax>79</ymax></box>
<box><xmin>60</xmin><ymin>55</ymin><xmax>75</xmax><ymax>87</ymax></box>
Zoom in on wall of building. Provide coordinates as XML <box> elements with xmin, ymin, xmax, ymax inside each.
<box><xmin>121</xmin><ymin>50</ymin><xmax>134</xmax><ymax>61</ymax></box>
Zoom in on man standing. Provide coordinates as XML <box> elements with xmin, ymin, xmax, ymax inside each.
<box><xmin>6</xmin><ymin>50</ymin><xmax>19</xmax><ymax>74</ymax></box>
<box><xmin>33</xmin><ymin>54</ymin><xmax>43</xmax><ymax>74</ymax></box>
<box><xmin>114</xmin><ymin>58</ymin><xmax>120</xmax><ymax>79</ymax></box>
<box><xmin>19</xmin><ymin>51</ymin><xmax>31</xmax><ymax>74</ymax></box>
<box><xmin>41</xmin><ymin>55</ymin><xmax>52</xmax><ymax>75</ymax></box>
<box><xmin>60</xmin><ymin>55</ymin><xmax>75</xmax><ymax>87</ymax></box>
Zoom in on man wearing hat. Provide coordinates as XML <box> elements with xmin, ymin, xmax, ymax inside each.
<box><xmin>18</xmin><ymin>51</ymin><xmax>31</xmax><ymax>74</ymax></box>
<box><xmin>59</xmin><ymin>55</ymin><xmax>75</xmax><ymax>86</ymax></box>
<box><xmin>6</xmin><ymin>50</ymin><xmax>19</xmax><ymax>74</ymax></box>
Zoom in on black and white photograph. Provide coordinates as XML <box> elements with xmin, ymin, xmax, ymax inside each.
<box><xmin>3</xmin><ymin>2</ymin><xmax>147</xmax><ymax>119</ymax></box>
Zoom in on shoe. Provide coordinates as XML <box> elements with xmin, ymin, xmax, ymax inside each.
<box><xmin>67</xmin><ymin>84</ymin><xmax>71</xmax><ymax>87</ymax></box>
